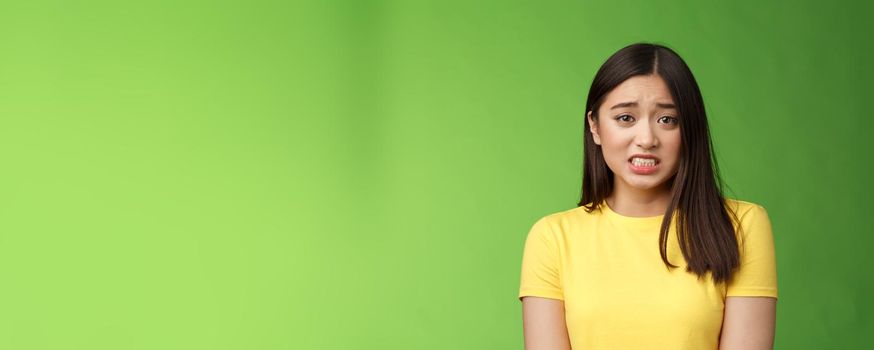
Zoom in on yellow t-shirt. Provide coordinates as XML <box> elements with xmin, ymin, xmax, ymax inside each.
<box><xmin>518</xmin><ymin>198</ymin><xmax>778</xmax><ymax>349</ymax></box>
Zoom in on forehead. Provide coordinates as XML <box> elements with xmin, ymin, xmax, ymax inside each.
<box><xmin>603</xmin><ymin>74</ymin><xmax>674</xmax><ymax>106</ymax></box>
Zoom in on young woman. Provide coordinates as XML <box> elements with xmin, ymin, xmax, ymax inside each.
<box><xmin>518</xmin><ymin>43</ymin><xmax>778</xmax><ymax>350</ymax></box>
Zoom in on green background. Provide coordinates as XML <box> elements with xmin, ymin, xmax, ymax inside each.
<box><xmin>0</xmin><ymin>0</ymin><xmax>871</xmax><ymax>348</ymax></box>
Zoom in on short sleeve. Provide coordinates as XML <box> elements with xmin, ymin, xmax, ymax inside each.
<box><xmin>726</xmin><ymin>204</ymin><xmax>778</xmax><ymax>299</ymax></box>
<box><xmin>518</xmin><ymin>216</ymin><xmax>564</xmax><ymax>301</ymax></box>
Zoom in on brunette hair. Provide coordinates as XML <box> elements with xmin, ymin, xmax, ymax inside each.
<box><xmin>578</xmin><ymin>42</ymin><xmax>741</xmax><ymax>284</ymax></box>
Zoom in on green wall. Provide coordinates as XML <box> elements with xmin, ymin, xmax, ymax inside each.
<box><xmin>0</xmin><ymin>0</ymin><xmax>870</xmax><ymax>348</ymax></box>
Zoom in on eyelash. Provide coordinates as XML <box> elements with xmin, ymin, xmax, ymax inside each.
<box><xmin>615</xmin><ymin>114</ymin><xmax>678</xmax><ymax>125</ymax></box>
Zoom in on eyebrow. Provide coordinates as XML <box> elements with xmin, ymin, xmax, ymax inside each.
<box><xmin>609</xmin><ymin>101</ymin><xmax>677</xmax><ymax>110</ymax></box>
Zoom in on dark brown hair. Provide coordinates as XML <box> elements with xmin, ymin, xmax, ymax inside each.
<box><xmin>578</xmin><ymin>42</ymin><xmax>741</xmax><ymax>284</ymax></box>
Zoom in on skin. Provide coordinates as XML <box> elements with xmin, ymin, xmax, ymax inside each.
<box><xmin>522</xmin><ymin>74</ymin><xmax>776</xmax><ymax>349</ymax></box>
<box><xmin>719</xmin><ymin>296</ymin><xmax>777</xmax><ymax>349</ymax></box>
<box><xmin>585</xmin><ymin>74</ymin><xmax>682</xmax><ymax>217</ymax></box>
<box><xmin>521</xmin><ymin>297</ymin><xmax>571</xmax><ymax>350</ymax></box>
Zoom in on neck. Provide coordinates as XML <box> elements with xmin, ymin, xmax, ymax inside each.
<box><xmin>606</xmin><ymin>180</ymin><xmax>672</xmax><ymax>217</ymax></box>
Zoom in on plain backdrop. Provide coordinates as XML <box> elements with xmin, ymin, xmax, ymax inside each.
<box><xmin>0</xmin><ymin>0</ymin><xmax>871</xmax><ymax>349</ymax></box>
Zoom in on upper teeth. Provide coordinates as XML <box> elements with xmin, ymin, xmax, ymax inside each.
<box><xmin>632</xmin><ymin>158</ymin><xmax>657</xmax><ymax>166</ymax></box>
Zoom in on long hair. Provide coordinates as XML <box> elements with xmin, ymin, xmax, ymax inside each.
<box><xmin>578</xmin><ymin>42</ymin><xmax>741</xmax><ymax>284</ymax></box>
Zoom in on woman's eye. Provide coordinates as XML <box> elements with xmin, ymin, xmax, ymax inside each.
<box><xmin>659</xmin><ymin>116</ymin><xmax>678</xmax><ymax>124</ymax></box>
<box><xmin>616</xmin><ymin>115</ymin><xmax>633</xmax><ymax>122</ymax></box>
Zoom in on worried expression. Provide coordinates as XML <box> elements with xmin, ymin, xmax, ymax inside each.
<box><xmin>587</xmin><ymin>74</ymin><xmax>682</xmax><ymax>192</ymax></box>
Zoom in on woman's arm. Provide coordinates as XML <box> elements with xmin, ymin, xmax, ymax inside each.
<box><xmin>718</xmin><ymin>296</ymin><xmax>777</xmax><ymax>349</ymax></box>
<box><xmin>521</xmin><ymin>296</ymin><xmax>572</xmax><ymax>350</ymax></box>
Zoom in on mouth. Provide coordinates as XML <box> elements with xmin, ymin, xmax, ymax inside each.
<box><xmin>627</xmin><ymin>155</ymin><xmax>660</xmax><ymax>175</ymax></box>
<box><xmin>628</xmin><ymin>156</ymin><xmax>660</xmax><ymax>166</ymax></box>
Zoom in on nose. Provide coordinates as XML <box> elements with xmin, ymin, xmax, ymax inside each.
<box><xmin>635</xmin><ymin>123</ymin><xmax>658</xmax><ymax>149</ymax></box>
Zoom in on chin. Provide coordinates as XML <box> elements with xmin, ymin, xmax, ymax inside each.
<box><xmin>629</xmin><ymin>183</ymin><xmax>663</xmax><ymax>191</ymax></box>
<box><xmin>624</xmin><ymin>177</ymin><xmax>670</xmax><ymax>190</ymax></box>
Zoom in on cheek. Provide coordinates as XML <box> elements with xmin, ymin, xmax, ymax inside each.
<box><xmin>598</xmin><ymin>127</ymin><xmax>629</xmax><ymax>148</ymax></box>
<box><xmin>599</xmin><ymin>135</ymin><xmax>631</xmax><ymax>166</ymax></box>
<box><xmin>662</xmin><ymin>136</ymin><xmax>682</xmax><ymax>162</ymax></box>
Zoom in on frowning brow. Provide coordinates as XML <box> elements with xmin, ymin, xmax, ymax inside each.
<box><xmin>609</xmin><ymin>101</ymin><xmax>676</xmax><ymax>110</ymax></box>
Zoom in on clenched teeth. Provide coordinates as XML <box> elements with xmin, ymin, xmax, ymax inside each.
<box><xmin>631</xmin><ymin>158</ymin><xmax>657</xmax><ymax>166</ymax></box>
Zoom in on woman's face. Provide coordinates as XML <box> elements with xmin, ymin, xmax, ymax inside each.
<box><xmin>587</xmin><ymin>74</ymin><xmax>682</xmax><ymax>194</ymax></box>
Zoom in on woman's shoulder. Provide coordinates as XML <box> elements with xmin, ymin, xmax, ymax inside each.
<box><xmin>724</xmin><ymin>197</ymin><xmax>767</xmax><ymax>215</ymax></box>
<box><xmin>539</xmin><ymin>204</ymin><xmax>599</xmax><ymax>221</ymax></box>
<box><xmin>723</xmin><ymin>198</ymin><xmax>772</xmax><ymax>234</ymax></box>
<box><xmin>545</xmin><ymin>204</ymin><xmax>589</xmax><ymax>217</ymax></box>
<box><xmin>531</xmin><ymin>205</ymin><xmax>600</xmax><ymax>235</ymax></box>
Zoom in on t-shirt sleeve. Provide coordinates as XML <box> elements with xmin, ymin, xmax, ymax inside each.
<box><xmin>518</xmin><ymin>216</ymin><xmax>564</xmax><ymax>301</ymax></box>
<box><xmin>725</xmin><ymin>204</ymin><xmax>778</xmax><ymax>299</ymax></box>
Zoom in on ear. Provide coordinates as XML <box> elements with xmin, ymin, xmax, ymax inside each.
<box><xmin>587</xmin><ymin>110</ymin><xmax>601</xmax><ymax>145</ymax></box>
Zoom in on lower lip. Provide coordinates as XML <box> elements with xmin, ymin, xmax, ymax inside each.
<box><xmin>629</xmin><ymin>160</ymin><xmax>659</xmax><ymax>175</ymax></box>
